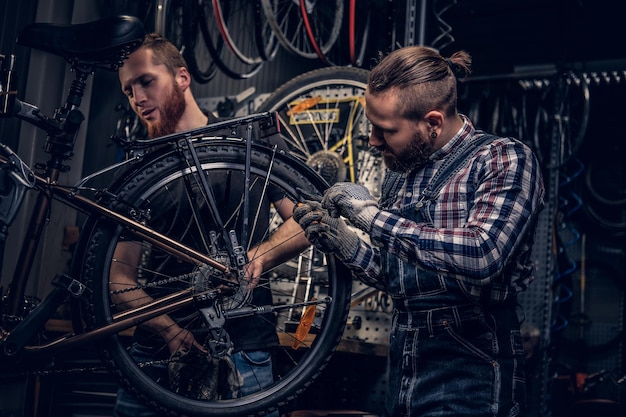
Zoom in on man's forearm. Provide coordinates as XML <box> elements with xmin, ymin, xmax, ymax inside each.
<box><xmin>248</xmin><ymin>217</ymin><xmax>310</xmax><ymax>272</ymax></box>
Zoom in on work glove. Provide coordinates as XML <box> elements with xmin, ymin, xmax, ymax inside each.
<box><xmin>321</xmin><ymin>182</ymin><xmax>379</xmax><ymax>233</ymax></box>
<box><xmin>293</xmin><ymin>200</ymin><xmax>360</xmax><ymax>262</ymax></box>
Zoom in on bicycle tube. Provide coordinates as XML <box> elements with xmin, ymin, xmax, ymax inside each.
<box><xmin>533</xmin><ymin>73</ymin><xmax>590</xmax><ymax>168</ymax></box>
<box><xmin>75</xmin><ymin>139</ymin><xmax>352</xmax><ymax>416</ymax></box>
<box><xmin>258</xmin><ymin>67</ymin><xmax>381</xmax><ymax>193</ymax></box>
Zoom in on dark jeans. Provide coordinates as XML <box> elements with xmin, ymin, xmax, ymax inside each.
<box><xmin>384</xmin><ymin>304</ymin><xmax>526</xmax><ymax>417</ymax></box>
<box><xmin>113</xmin><ymin>344</ymin><xmax>279</xmax><ymax>417</ymax></box>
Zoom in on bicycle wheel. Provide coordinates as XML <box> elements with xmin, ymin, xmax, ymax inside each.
<box><xmin>261</xmin><ymin>0</ymin><xmax>343</xmax><ymax>60</ymax></box>
<box><xmin>183</xmin><ymin>0</ymin><xmax>219</xmax><ymax>84</ymax></box>
<box><xmin>160</xmin><ymin>0</ymin><xmax>185</xmax><ymax>49</ymax></box>
<box><xmin>533</xmin><ymin>73</ymin><xmax>590</xmax><ymax>167</ymax></box>
<box><xmin>299</xmin><ymin>0</ymin><xmax>344</xmax><ymax>65</ymax></box>
<box><xmin>348</xmin><ymin>0</ymin><xmax>371</xmax><ymax>67</ymax></box>
<box><xmin>198</xmin><ymin>0</ymin><xmax>265</xmax><ymax>79</ymax></box>
<box><xmin>76</xmin><ymin>139</ymin><xmax>351</xmax><ymax>416</ymax></box>
<box><xmin>258</xmin><ymin>67</ymin><xmax>382</xmax><ymax>195</ymax></box>
<box><xmin>212</xmin><ymin>0</ymin><xmax>279</xmax><ymax>65</ymax></box>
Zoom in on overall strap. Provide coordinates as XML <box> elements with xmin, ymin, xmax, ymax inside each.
<box><xmin>379</xmin><ymin>133</ymin><xmax>497</xmax><ymax>209</ymax></box>
<box><xmin>419</xmin><ymin>133</ymin><xmax>497</xmax><ymax>204</ymax></box>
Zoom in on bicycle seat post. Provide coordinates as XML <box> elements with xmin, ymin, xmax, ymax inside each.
<box><xmin>2</xmin><ymin>16</ymin><xmax>145</xmax><ymax>318</ymax></box>
<box><xmin>43</xmin><ymin>65</ymin><xmax>89</xmax><ymax>170</ymax></box>
<box><xmin>14</xmin><ymin>15</ymin><xmax>146</xmax><ymax>172</ymax></box>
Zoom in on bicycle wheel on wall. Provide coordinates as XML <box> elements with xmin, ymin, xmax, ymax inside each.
<box><xmin>258</xmin><ymin>67</ymin><xmax>382</xmax><ymax>196</ymax></box>
<box><xmin>198</xmin><ymin>0</ymin><xmax>265</xmax><ymax>79</ymax></box>
<box><xmin>261</xmin><ymin>0</ymin><xmax>343</xmax><ymax>60</ymax></box>
<box><xmin>76</xmin><ymin>139</ymin><xmax>351</xmax><ymax>416</ymax></box>
<box><xmin>158</xmin><ymin>0</ymin><xmax>185</xmax><ymax>49</ymax></box>
<box><xmin>183</xmin><ymin>0</ymin><xmax>219</xmax><ymax>84</ymax></box>
<box><xmin>212</xmin><ymin>0</ymin><xmax>279</xmax><ymax>64</ymax></box>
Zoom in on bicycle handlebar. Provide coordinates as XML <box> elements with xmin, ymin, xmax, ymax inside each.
<box><xmin>12</xmin><ymin>99</ymin><xmax>45</xmax><ymax>128</ymax></box>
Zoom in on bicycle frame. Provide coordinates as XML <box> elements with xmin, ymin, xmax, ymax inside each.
<box><xmin>0</xmin><ymin>16</ymin><xmax>311</xmax><ymax>361</ymax></box>
<box><xmin>1</xmin><ymin>103</ymin><xmax>292</xmax><ymax>358</ymax></box>
<box><xmin>0</xmin><ymin>17</ymin><xmax>356</xmax><ymax>417</ymax></box>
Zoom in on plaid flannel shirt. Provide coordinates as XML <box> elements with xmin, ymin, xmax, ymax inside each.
<box><xmin>346</xmin><ymin>116</ymin><xmax>545</xmax><ymax>303</ymax></box>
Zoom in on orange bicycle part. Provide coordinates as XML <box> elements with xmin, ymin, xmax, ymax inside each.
<box><xmin>292</xmin><ymin>297</ymin><xmax>317</xmax><ymax>349</ymax></box>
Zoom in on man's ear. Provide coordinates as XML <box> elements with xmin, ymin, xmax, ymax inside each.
<box><xmin>424</xmin><ymin>110</ymin><xmax>444</xmax><ymax>132</ymax></box>
<box><xmin>175</xmin><ymin>66</ymin><xmax>192</xmax><ymax>91</ymax></box>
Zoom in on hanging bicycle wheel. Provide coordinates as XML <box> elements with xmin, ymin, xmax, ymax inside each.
<box><xmin>258</xmin><ymin>67</ymin><xmax>382</xmax><ymax>195</ymax></box>
<box><xmin>76</xmin><ymin>139</ymin><xmax>351</xmax><ymax>416</ymax></box>
<box><xmin>348</xmin><ymin>0</ymin><xmax>372</xmax><ymax>67</ymax></box>
<box><xmin>182</xmin><ymin>0</ymin><xmax>219</xmax><ymax>84</ymax></box>
<box><xmin>581</xmin><ymin>151</ymin><xmax>626</xmax><ymax>236</ymax></box>
<box><xmin>212</xmin><ymin>0</ymin><xmax>279</xmax><ymax>65</ymax></box>
<box><xmin>261</xmin><ymin>0</ymin><xmax>343</xmax><ymax>60</ymax></box>
<box><xmin>533</xmin><ymin>73</ymin><xmax>590</xmax><ymax>168</ymax></box>
<box><xmin>159</xmin><ymin>0</ymin><xmax>185</xmax><ymax>49</ymax></box>
<box><xmin>198</xmin><ymin>0</ymin><xmax>265</xmax><ymax>79</ymax></box>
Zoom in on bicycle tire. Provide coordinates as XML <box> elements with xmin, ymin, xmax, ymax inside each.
<box><xmin>584</xmin><ymin>154</ymin><xmax>626</xmax><ymax>207</ymax></box>
<box><xmin>183</xmin><ymin>0</ymin><xmax>219</xmax><ymax>84</ymax></box>
<box><xmin>299</xmin><ymin>0</ymin><xmax>343</xmax><ymax>65</ymax></box>
<box><xmin>212</xmin><ymin>0</ymin><xmax>279</xmax><ymax>65</ymax></box>
<box><xmin>161</xmin><ymin>0</ymin><xmax>185</xmax><ymax>50</ymax></box>
<box><xmin>261</xmin><ymin>0</ymin><xmax>343</xmax><ymax>60</ymax></box>
<box><xmin>348</xmin><ymin>0</ymin><xmax>371</xmax><ymax>67</ymax></box>
<box><xmin>258</xmin><ymin>67</ymin><xmax>382</xmax><ymax>195</ymax></box>
<box><xmin>533</xmin><ymin>73</ymin><xmax>590</xmax><ymax>168</ymax></box>
<box><xmin>198</xmin><ymin>0</ymin><xmax>265</xmax><ymax>80</ymax></box>
<box><xmin>75</xmin><ymin>139</ymin><xmax>351</xmax><ymax>416</ymax></box>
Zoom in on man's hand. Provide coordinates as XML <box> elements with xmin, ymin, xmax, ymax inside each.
<box><xmin>293</xmin><ymin>200</ymin><xmax>361</xmax><ymax>262</ymax></box>
<box><xmin>243</xmin><ymin>255</ymin><xmax>263</xmax><ymax>290</ymax></box>
<box><xmin>164</xmin><ymin>327</ymin><xmax>206</xmax><ymax>356</ymax></box>
<box><xmin>321</xmin><ymin>182</ymin><xmax>379</xmax><ymax>232</ymax></box>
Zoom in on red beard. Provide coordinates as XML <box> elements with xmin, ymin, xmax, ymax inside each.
<box><xmin>144</xmin><ymin>81</ymin><xmax>186</xmax><ymax>138</ymax></box>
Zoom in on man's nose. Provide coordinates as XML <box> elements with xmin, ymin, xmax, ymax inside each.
<box><xmin>133</xmin><ymin>88</ymin><xmax>147</xmax><ymax>106</ymax></box>
<box><xmin>368</xmin><ymin>132</ymin><xmax>383</xmax><ymax>148</ymax></box>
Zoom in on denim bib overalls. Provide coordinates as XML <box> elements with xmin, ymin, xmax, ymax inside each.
<box><xmin>378</xmin><ymin>134</ymin><xmax>526</xmax><ymax>417</ymax></box>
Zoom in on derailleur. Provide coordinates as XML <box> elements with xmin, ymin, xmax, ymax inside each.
<box><xmin>197</xmin><ymin>299</ymin><xmax>232</xmax><ymax>358</ymax></box>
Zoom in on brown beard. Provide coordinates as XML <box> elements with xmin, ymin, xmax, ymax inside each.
<box><xmin>381</xmin><ymin>130</ymin><xmax>434</xmax><ymax>172</ymax></box>
<box><xmin>145</xmin><ymin>81</ymin><xmax>186</xmax><ymax>138</ymax></box>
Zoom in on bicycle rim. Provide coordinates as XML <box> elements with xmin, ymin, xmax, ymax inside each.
<box><xmin>77</xmin><ymin>139</ymin><xmax>351</xmax><ymax>416</ymax></box>
<box><xmin>212</xmin><ymin>0</ymin><xmax>279</xmax><ymax>65</ymax></box>
<box><xmin>261</xmin><ymin>0</ymin><xmax>342</xmax><ymax>60</ymax></box>
<box><xmin>183</xmin><ymin>0</ymin><xmax>219</xmax><ymax>84</ymax></box>
<box><xmin>198</xmin><ymin>0</ymin><xmax>265</xmax><ymax>80</ymax></box>
<box><xmin>298</xmin><ymin>0</ymin><xmax>343</xmax><ymax>65</ymax></box>
<box><xmin>258</xmin><ymin>67</ymin><xmax>381</xmax><ymax>194</ymax></box>
<box><xmin>348</xmin><ymin>0</ymin><xmax>371</xmax><ymax>67</ymax></box>
<box><xmin>162</xmin><ymin>0</ymin><xmax>185</xmax><ymax>50</ymax></box>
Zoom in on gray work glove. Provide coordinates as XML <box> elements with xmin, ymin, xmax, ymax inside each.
<box><xmin>321</xmin><ymin>182</ymin><xmax>379</xmax><ymax>233</ymax></box>
<box><xmin>293</xmin><ymin>200</ymin><xmax>360</xmax><ymax>262</ymax></box>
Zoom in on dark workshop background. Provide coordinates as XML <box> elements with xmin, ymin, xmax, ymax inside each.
<box><xmin>1</xmin><ymin>1</ymin><xmax>625</xmax><ymax>416</ymax></box>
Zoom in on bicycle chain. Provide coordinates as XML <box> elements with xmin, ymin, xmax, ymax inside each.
<box><xmin>5</xmin><ymin>273</ymin><xmax>189</xmax><ymax>378</ymax></box>
<box><xmin>2</xmin><ymin>358</ymin><xmax>172</xmax><ymax>378</ymax></box>
<box><xmin>110</xmin><ymin>272</ymin><xmax>196</xmax><ymax>294</ymax></box>
<box><xmin>110</xmin><ymin>269</ymin><xmax>241</xmax><ymax>296</ymax></box>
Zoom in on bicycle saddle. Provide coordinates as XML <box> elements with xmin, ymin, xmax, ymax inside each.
<box><xmin>16</xmin><ymin>15</ymin><xmax>145</xmax><ymax>71</ymax></box>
